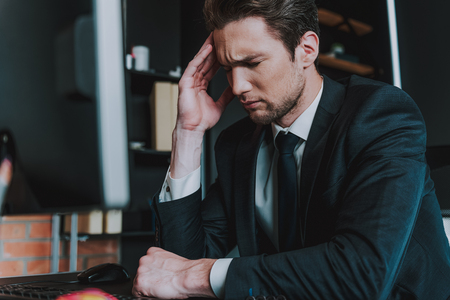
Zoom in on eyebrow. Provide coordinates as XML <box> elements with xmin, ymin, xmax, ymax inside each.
<box><xmin>221</xmin><ymin>53</ymin><xmax>265</xmax><ymax>67</ymax></box>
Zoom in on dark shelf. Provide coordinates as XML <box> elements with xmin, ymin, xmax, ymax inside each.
<box><xmin>60</xmin><ymin>233</ymin><xmax>120</xmax><ymax>240</ymax></box>
<box><xmin>316</xmin><ymin>1</ymin><xmax>391</xmax><ymax>83</ymax></box>
<box><xmin>129</xmin><ymin>69</ymin><xmax>180</xmax><ymax>95</ymax></box>
<box><xmin>130</xmin><ymin>146</ymin><xmax>171</xmax><ymax>167</ymax></box>
<box><xmin>121</xmin><ymin>231</ymin><xmax>155</xmax><ymax>237</ymax></box>
<box><xmin>318</xmin><ymin>8</ymin><xmax>373</xmax><ymax>36</ymax></box>
<box><xmin>128</xmin><ymin>69</ymin><xmax>180</xmax><ymax>80</ymax></box>
<box><xmin>130</xmin><ymin>146</ymin><xmax>171</xmax><ymax>156</ymax></box>
<box><xmin>60</xmin><ymin>231</ymin><xmax>155</xmax><ymax>240</ymax></box>
<box><xmin>318</xmin><ymin>54</ymin><xmax>374</xmax><ymax>76</ymax></box>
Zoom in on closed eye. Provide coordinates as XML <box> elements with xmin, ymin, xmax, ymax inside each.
<box><xmin>222</xmin><ymin>61</ymin><xmax>261</xmax><ymax>73</ymax></box>
<box><xmin>246</xmin><ymin>61</ymin><xmax>261</xmax><ymax>68</ymax></box>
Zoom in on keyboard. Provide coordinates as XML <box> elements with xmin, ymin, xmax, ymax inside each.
<box><xmin>0</xmin><ymin>284</ymin><xmax>139</xmax><ymax>300</ymax></box>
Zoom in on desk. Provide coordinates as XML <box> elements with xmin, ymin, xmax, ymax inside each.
<box><xmin>0</xmin><ymin>273</ymin><xmax>204</xmax><ymax>300</ymax></box>
<box><xmin>0</xmin><ymin>272</ymin><xmax>133</xmax><ymax>296</ymax></box>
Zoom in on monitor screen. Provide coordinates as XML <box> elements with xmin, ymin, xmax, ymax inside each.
<box><xmin>0</xmin><ymin>0</ymin><xmax>130</xmax><ymax>214</ymax></box>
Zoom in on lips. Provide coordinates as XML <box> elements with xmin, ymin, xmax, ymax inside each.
<box><xmin>240</xmin><ymin>99</ymin><xmax>261</xmax><ymax>109</ymax></box>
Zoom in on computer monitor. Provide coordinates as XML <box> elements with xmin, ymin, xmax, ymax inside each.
<box><xmin>0</xmin><ymin>0</ymin><xmax>130</xmax><ymax>214</ymax></box>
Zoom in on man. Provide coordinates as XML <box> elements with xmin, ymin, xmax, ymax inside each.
<box><xmin>0</xmin><ymin>157</ymin><xmax>12</xmax><ymax>208</ymax></box>
<box><xmin>133</xmin><ymin>0</ymin><xmax>450</xmax><ymax>299</ymax></box>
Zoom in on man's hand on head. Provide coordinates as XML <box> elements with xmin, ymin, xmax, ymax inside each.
<box><xmin>132</xmin><ymin>247</ymin><xmax>218</xmax><ymax>299</ymax></box>
<box><xmin>170</xmin><ymin>33</ymin><xmax>234</xmax><ymax>179</ymax></box>
<box><xmin>176</xmin><ymin>32</ymin><xmax>234</xmax><ymax>134</ymax></box>
<box><xmin>0</xmin><ymin>158</ymin><xmax>12</xmax><ymax>185</ymax></box>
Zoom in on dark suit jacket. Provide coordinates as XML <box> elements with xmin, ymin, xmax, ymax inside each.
<box><xmin>153</xmin><ymin>75</ymin><xmax>450</xmax><ymax>299</ymax></box>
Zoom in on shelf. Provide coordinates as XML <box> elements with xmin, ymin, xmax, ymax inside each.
<box><xmin>131</xmin><ymin>147</ymin><xmax>171</xmax><ymax>156</ymax></box>
<box><xmin>121</xmin><ymin>231</ymin><xmax>155</xmax><ymax>237</ymax></box>
<box><xmin>129</xmin><ymin>69</ymin><xmax>180</xmax><ymax>95</ymax></box>
<box><xmin>318</xmin><ymin>54</ymin><xmax>374</xmax><ymax>76</ymax></box>
<box><xmin>60</xmin><ymin>233</ymin><xmax>120</xmax><ymax>241</ymax></box>
<box><xmin>60</xmin><ymin>231</ymin><xmax>155</xmax><ymax>240</ymax></box>
<box><xmin>128</xmin><ymin>69</ymin><xmax>180</xmax><ymax>80</ymax></box>
<box><xmin>131</xmin><ymin>146</ymin><xmax>171</xmax><ymax>167</ymax></box>
<box><xmin>318</xmin><ymin>8</ymin><xmax>373</xmax><ymax>36</ymax></box>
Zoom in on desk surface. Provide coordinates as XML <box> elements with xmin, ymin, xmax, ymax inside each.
<box><xmin>0</xmin><ymin>272</ymin><xmax>135</xmax><ymax>298</ymax></box>
<box><xmin>0</xmin><ymin>272</ymin><xmax>204</xmax><ymax>300</ymax></box>
<box><xmin>0</xmin><ymin>272</ymin><xmax>133</xmax><ymax>296</ymax></box>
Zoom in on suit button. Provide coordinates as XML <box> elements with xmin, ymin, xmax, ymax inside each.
<box><xmin>266</xmin><ymin>296</ymin><xmax>276</xmax><ymax>300</ymax></box>
<box><xmin>256</xmin><ymin>296</ymin><xmax>266</xmax><ymax>300</ymax></box>
<box><xmin>276</xmin><ymin>296</ymin><xmax>286</xmax><ymax>300</ymax></box>
<box><xmin>245</xmin><ymin>297</ymin><xmax>256</xmax><ymax>300</ymax></box>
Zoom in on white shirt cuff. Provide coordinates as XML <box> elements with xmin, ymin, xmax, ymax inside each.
<box><xmin>159</xmin><ymin>166</ymin><xmax>201</xmax><ymax>202</ymax></box>
<box><xmin>210</xmin><ymin>258</ymin><xmax>233</xmax><ymax>299</ymax></box>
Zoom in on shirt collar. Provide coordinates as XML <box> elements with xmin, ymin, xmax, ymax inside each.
<box><xmin>271</xmin><ymin>79</ymin><xmax>324</xmax><ymax>143</ymax></box>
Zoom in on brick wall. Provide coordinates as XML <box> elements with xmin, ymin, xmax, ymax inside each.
<box><xmin>0</xmin><ymin>215</ymin><xmax>120</xmax><ymax>277</ymax></box>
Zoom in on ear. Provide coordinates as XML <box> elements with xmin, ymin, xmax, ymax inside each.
<box><xmin>295</xmin><ymin>31</ymin><xmax>319</xmax><ymax>68</ymax></box>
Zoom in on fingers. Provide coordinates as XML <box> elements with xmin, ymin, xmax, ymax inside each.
<box><xmin>182</xmin><ymin>44</ymin><xmax>213</xmax><ymax>81</ymax></box>
<box><xmin>181</xmin><ymin>33</ymin><xmax>217</xmax><ymax>85</ymax></box>
<box><xmin>131</xmin><ymin>283</ymin><xmax>141</xmax><ymax>297</ymax></box>
<box><xmin>0</xmin><ymin>158</ymin><xmax>12</xmax><ymax>185</ymax></box>
<box><xmin>132</xmin><ymin>248</ymin><xmax>155</xmax><ymax>297</ymax></box>
<box><xmin>195</xmin><ymin>32</ymin><xmax>214</xmax><ymax>58</ymax></box>
<box><xmin>197</xmin><ymin>46</ymin><xmax>217</xmax><ymax>77</ymax></box>
<box><xmin>203</xmin><ymin>59</ymin><xmax>221</xmax><ymax>83</ymax></box>
<box><xmin>132</xmin><ymin>270</ymin><xmax>143</xmax><ymax>297</ymax></box>
<box><xmin>216</xmin><ymin>86</ymin><xmax>235</xmax><ymax>113</ymax></box>
<box><xmin>132</xmin><ymin>247</ymin><xmax>190</xmax><ymax>299</ymax></box>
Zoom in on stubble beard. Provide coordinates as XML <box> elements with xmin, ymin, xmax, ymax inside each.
<box><xmin>245</xmin><ymin>75</ymin><xmax>305</xmax><ymax>125</ymax></box>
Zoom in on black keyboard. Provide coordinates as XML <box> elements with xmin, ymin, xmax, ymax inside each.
<box><xmin>0</xmin><ymin>284</ymin><xmax>139</xmax><ymax>300</ymax></box>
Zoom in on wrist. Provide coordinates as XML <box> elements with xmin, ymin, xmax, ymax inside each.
<box><xmin>170</xmin><ymin>126</ymin><xmax>205</xmax><ymax>179</ymax></box>
<box><xmin>174</xmin><ymin>125</ymin><xmax>206</xmax><ymax>142</ymax></box>
<box><xmin>182</xmin><ymin>259</ymin><xmax>217</xmax><ymax>298</ymax></box>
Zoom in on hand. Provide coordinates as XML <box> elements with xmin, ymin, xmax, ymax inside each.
<box><xmin>0</xmin><ymin>158</ymin><xmax>12</xmax><ymax>185</ymax></box>
<box><xmin>132</xmin><ymin>247</ymin><xmax>217</xmax><ymax>299</ymax></box>
<box><xmin>177</xmin><ymin>33</ymin><xmax>234</xmax><ymax>133</ymax></box>
<box><xmin>169</xmin><ymin>33</ymin><xmax>234</xmax><ymax>179</ymax></box>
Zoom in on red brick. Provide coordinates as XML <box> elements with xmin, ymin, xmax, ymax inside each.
<box><xmin>86</xmin><ymin>255</ymin><xmax>118</xmax><ymax>269</ymax></box>
<box><xmin>59</xmin><ymin>258</ymin><xmax>83</xmax><ymax>272</ymax></box>
<box><xmin>0</xmin><ymin>224</ymin><xmax>26</xmax><ymax>240</ymax></box>
<box><xmin>30</xmin><ymin>222</ymin><xmax>52</xmax><ymax>239</ymax></box>
<box><xmin>3</xmin><ymin>241</ymin><xmax>52</xmax><ymax>258</ymax></box>
<box><xmin>2</xmin><ymin>215</ymin><xmax>52</xmax><ymax>222</ymax></box>
<box><xmin>0</xmin><ymin>261</ymin><xmax>24</xmax><ymax>277</ymax></box>
<box><xmin>78</xmin><ymin>239</ymin><xmax>118</xmax><ymax>255</ymax></box>
<box><xmin>27</xmin><ymin>260</ymin><xmax>50</xmax><ymax>275</ymax></box>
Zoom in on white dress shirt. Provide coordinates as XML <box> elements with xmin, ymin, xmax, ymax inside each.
<box><xmin>159</xmin><ymin>81</ymin><xmax>323</xmax><ymax>298</ymax></box>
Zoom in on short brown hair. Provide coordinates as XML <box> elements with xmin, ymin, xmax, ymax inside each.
<box><xmin>203</xmin><ymin>0</ymin><xmax>320</xmax><ymax>64</ymax></box>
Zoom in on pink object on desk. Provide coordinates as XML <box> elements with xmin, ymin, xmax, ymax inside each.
<box><xmin>56</xmin><ymin>288</ymin><xmax>118</xmax><ymax>300</ymax></box>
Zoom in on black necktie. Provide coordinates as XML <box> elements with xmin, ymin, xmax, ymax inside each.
<box><xmin>276</xmin><ymin>132</ymin><xmax>303</xmax><ymax>252</ymax></box>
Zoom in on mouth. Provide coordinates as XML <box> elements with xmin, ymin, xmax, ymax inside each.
<box><xmin>240</xmin><ymin>99</ymin><xmax>261</xmax><ymax>109</ymax></box>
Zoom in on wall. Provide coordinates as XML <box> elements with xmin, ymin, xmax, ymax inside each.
<box><xmin>0</xmin><ymin>215</ymin><xmax>119</xmax><ymax>277</ymax></box>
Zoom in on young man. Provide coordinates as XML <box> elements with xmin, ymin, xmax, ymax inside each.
<box><xmin>133</xmin><ymin>0</ymin><xmax>450</xmax><ymax>299</ymax></box>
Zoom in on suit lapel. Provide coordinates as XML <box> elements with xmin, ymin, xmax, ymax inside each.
<box><xmin>234</xmin><ymin>124</ymin><xmax>267</xmax><ymax>256</ymax></box>
<box><xmin>299</xmin><ymin>76</ymin><xmax>346</xmax><ymax>245</ymax></box>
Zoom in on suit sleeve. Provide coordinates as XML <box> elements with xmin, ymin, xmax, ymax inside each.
<box><xmin>152</xmin><ymin>177</ymin><xmax>232</xmax><ymax>260</ymax></box>
<box><xmin>223</xmin><ymin>86</ymin><xmax>429</xmax><ymax>299</ymax></box>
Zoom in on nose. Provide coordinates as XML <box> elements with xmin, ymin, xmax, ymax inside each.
<box><xmin>228</xmin><ymin>67</ymin><xmax>252</xmax><ymax>96</ymax></box>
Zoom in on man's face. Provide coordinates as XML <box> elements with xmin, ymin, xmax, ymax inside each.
<box><xmin>214</xmin><ymin>17</ymin><xmax>306</xmax><ymax>126</ymax></box>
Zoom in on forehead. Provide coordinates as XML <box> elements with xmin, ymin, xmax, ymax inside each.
<box><xmin>213</xmin><ymin>17</ymin><xmax>287</xmax><ymax>64</ymax></box>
